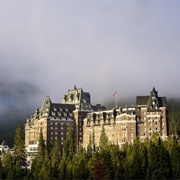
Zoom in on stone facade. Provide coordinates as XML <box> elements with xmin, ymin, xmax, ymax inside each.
<box><xmin>25</xmin><ymin>96</ymin><xmax>75</xmax><ymax>162</ymax></box>
<box><xmin>25</xmin><ymin>86</ymin><xmax>168</xmax><ymax>160</ymax></box>
<box><xmin>25</xmin><ymin>86</ymin><xmax>106</xmax><ymax>162</ymax></box>
<box><xmin>83</xmin><ymin>87</ymin><xmax>168</xmax><ymax>149</ymax></box>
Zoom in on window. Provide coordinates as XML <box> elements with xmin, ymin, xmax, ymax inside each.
<box><xmin>61</xmin><ymin>132</ymin><xmax>63</xmax><ymax>135</ymax></box>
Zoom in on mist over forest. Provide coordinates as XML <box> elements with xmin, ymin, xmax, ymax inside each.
<box><xmin>0</xmin><ymin>81</ymin><xmax>42</xmax><ymax>147</ymax></box>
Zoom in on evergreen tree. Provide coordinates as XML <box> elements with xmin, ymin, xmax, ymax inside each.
<box><xmin>100</xmin><ymin>146</ymin><xmax>113</xmax><ymax>180</ymax></box>
<box><xmin>2</xmin><ymin>150</ymin><xmax>14</xmax><ymax>179</ymax></box>
<box><xmin>38</xmin><ymin>128</ymin><xmax>45</xmax><ymax>160</ymax></box>
<box><xmin>72</xmin><ymin>147</ymin><xmax>90</xmax><ymax>179</ymax></box>
<box><xmin>63</xmin><ymin>123</ymin><xmax>75</xmax><ymax>159</ymax></box>
<box><xmin>50</xmin><ymin>139</ymin><xmax>61</xmax><ymax>178</ymax></box>
<box><xmin>13</xmin><ymin>124</ymin><xmax>26</xmax><ymax>168</ymax></box>
<box><xmin>31</xmin><ymin>129</ymin><xmax>45</xmax><ymax>179</ymax></box>
<box><xmin>0</xmin><ymin>157</ymin><xmax>4</xmax><ymax>179</ymax></box>
<box><xmin>89</xmin><ymin>152</ymin><xmax>104</xmax><ymax>180</ymax></box>
<box><xmin>58</xmin><ymin>155</ymin><xmax>67</xmax><ymax>180</ymax></box>
<box><xmin>99</xmin><ymin>125</ymin><xmax>108</xmax><ymax>149</ymax></box>
<box><xmin>87</xmin><ymin>134</ymin><xmax>93</xmax><ymax>157</ymax></box>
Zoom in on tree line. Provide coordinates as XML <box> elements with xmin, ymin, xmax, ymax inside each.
<box><xmin>0</xmin><ymin>124</ymin><xmax>180</xmax><ymax>180</ymax></box>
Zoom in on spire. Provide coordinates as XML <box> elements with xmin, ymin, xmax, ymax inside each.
<box><xmin>40</xmin><ymin>96</ymin><xmax>52</xmax><ymax>111</ymax></box>
<box><xmin>147</xmin><ymin>87</ymin><xmax>159</xmax><ymax>109</ymax></box>
<box><xmin>151</xmin><ymin>87</ymin><xmax>158</xmax><ymax>96</ymax></box>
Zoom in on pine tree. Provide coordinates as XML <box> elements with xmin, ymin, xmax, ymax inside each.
<box><xmin>13</xmin><ymin>124</ymin><xmax>26</xmax><ymax>168</ymax></box>
<box><xmin>38</xmin><ymin>128</ymin><xmax>45</xmax><ymax>160</ymax></box>
<box><xmin>72</xmin><ymin>148</ymin><xmax>90</xmax><ymax>179</ymax></box>
<box><xmin>88</xmin><ymin>152</ymin><xmax>104</xmax><ymax>180</ymax></box>
<box><xmin>31</xmin><ymin>129</ymin><xmax>45</xmax><ymax>179</ymax></box>
<box><xmin>2</xmin><ymin>150</ymin><xmax>14</xmax><ymax>178</ymax></box>
<box><xmin>50</xmin><ymin>138</ymin><xmax>61</xmax><ymax>178</ymax></box>
<box><xmin>99</xmin><ymin>126</ymin><xmax>108</xmax><ymax>149</ymax></box>
<box><xmin>58</xmin><ymin>155</ymin><xmax>67</xmax><ymax>180</ymax></box>
<box><xmin>63</xmin><ymin>123</ymin><xmax>75</xmax><ymax>159</ymax></box>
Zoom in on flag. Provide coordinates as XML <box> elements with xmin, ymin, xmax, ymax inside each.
<box><xmin>112</xmin><ymin>91</ymin><xmax>117</xmax><ymax>96</ymax></box>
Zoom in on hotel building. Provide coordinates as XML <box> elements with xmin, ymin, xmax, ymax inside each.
<box><xmin>83</xmin><ymin>87</ymin><xmax>168</xmax><ymax>148</ymax></box>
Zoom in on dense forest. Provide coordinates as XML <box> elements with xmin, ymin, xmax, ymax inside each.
<box><xmin>0</xmin><ymin>123</ymin><xmax>180</xmax><ymax>180</ymax></box>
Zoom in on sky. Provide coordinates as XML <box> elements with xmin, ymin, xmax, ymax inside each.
<box><xmin>0</xmin><ymin>0</ymin><xmax>180</xmax><ymax>119</ymax></box>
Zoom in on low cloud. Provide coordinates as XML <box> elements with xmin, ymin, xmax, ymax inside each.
<box><xmin>0</xmin><ymin>80</ymin><xmax>43</xmax><ymax>123</ymax></box>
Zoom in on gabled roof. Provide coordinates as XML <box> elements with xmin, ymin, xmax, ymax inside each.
<box><xmin>136</xmin><ymin>87</ymin><xmax>167</xmax><ymax>108</ymax></box>
<box><xmin>40</xmin><ymin>96</ymin><xmax>52</xmax><ymax>111</ymax></box>
<box><xmin>62</xmin><ymin>85</ymin><xmax>92</xmax><ymax>110</ymax></box>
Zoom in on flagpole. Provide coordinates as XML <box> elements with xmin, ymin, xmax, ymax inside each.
<box><xmin>116</xmin><ymin>93</ymin><xmax>117</xmax><ymax>109</ymax></box>
<box><xmin>113</xmin><ymin>92</ymin><xmax>118</xmax><ymax>109</ymax></box>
